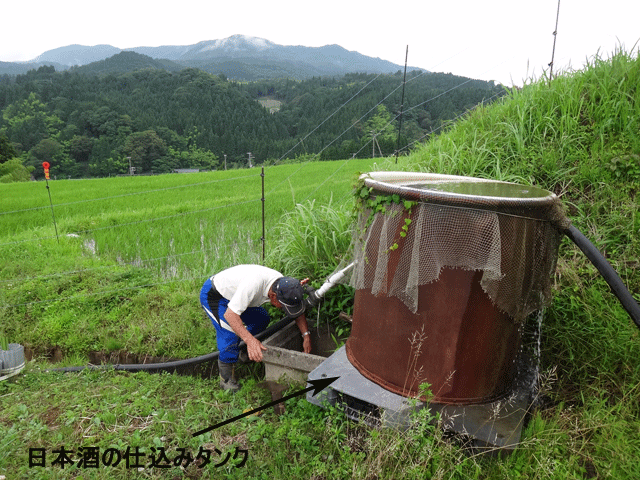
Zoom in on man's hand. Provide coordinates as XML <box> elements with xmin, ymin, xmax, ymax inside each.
<box><xmin>224</xmin><ymin>308</ymin><xmax>267</xmax><ymax>362</ymax></box>
<box><xmin>303</xmin><ymin>334</ymin><xmax>312</xmax><ymax>354</ymax></box>
<box><xmin>247</xmin><ymin>337</ymin><xmax>268</xmax><ymax>362</ymax></box>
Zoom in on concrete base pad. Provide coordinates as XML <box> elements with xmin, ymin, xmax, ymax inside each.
<box><xmin>307</xmin><ymin>346</ymin><xmax>533</xmax><ymax>451</ymax></box>
<box><xmin>262</xmin><ymin>321</ymin><xmax>326</xmax><ymax>384</ymax></box>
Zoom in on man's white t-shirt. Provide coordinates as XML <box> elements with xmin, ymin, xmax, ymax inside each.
<box><xmin>212</xmin><ymin>264</ymin><xmax>282</xmax><ymax>316</ymax></box>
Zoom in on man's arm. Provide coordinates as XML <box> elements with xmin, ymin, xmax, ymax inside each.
<box><xmin>224</xmin><ymin>309</ymin><xmax>267</xmax><ymax>362</ymax></box>
<box><xmin>295</xmin><ymin>313</ymin><xmax>312</xmax><ymax>354</ymax></box>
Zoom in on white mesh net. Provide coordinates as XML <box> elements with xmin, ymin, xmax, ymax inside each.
<box><xmin>342</xmin><ymin>172</ymin><xmax>568</xmax><ymax>323</ymax></box>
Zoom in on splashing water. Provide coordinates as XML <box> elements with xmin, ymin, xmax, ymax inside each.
<box><xmin>530</xmin><ymin>309</ymin><xmax>544</xmax><ymax>393</ymax></box>
<box><xmin>513</xmin><ymin>308</ymin><xmax>544</xmax><ymax>401</ymax></box>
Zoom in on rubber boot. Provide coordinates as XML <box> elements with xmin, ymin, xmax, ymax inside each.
<box><xmin>237</xmin><ymin>348</ymin><xmax>250</xmax><ymax>364</ymax></box>
<box><xmin>218</xmin><ymin>359</ymin><xmax>240</xmax><ymax>392</ymax></box>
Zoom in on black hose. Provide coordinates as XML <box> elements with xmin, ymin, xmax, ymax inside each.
<box><xmin>564</xmin><ymin>224</ymin><xmax>640</xmax><ymax>329</ymax></box>
<box><xmin>47</xmin><ymin>316</ymin><xmax>294</xmax><ymax>374</ymax></box>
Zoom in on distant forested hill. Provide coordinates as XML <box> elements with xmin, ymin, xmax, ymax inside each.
<box><xmin>70</xmin><ymin>51</ymin><xmax>184</xmax><ymax>75</ymax></box>
<box><xmin>0</xmin><ymin>65</ymin><xmax>505</xmax><ymax>179</ymax></box>
<box><xmin>1</xmin><ymin>36</ymin><xmax>420</xmax><ymax>81</ymax></box>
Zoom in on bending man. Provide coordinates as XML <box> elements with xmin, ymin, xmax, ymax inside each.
<box><xmin>200</xmin><ymin>264</ymin><xmax>312</xmax><ymax>391</ymax></box>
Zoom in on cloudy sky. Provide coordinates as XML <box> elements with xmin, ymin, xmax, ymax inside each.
<box><xmin>1</xmin><ymin>0</ymin><xmax>638</xmax><ymax>86</ymax></box>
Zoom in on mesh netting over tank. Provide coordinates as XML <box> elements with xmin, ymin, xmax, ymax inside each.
<box><xmin>350</xmin><ymin>172</ymin><xmax>570</xmax><ymax>323</ymax></box>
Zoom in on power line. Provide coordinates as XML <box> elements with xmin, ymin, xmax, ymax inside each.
<box><xmin>272</xmin><ymin>73</ymin><xmax>385</xmax><ymax>163</ymax></box>
<box><xmin>260</xmin><ymin>67</ymin><xmax>443</xmax><ymax>198</ymax></box>
<box><xmin>262</xmin><ymin>74</ymin><xmax>391</xmax><ymax>198</ymax></box>
<box><xmin>350</xmin><ymin>56</ymin><xmax>516</xmax><ymax>160</ymax></box>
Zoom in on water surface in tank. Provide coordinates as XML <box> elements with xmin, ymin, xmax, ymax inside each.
<box><xmin>405</xmin><ymin>181</ymin><xmax>551</xmax><ymax>199</ymax></box>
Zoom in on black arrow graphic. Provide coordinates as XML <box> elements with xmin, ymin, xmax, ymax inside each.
<box><xmin>192</xmin><ymin>376</ymin><xmax>339</xmax><ymax>437</ymax></box>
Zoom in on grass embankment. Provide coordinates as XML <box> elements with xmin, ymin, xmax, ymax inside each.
<box><xmin>1</xmin><ymin>50</ymin><xmax>640</xmax><ymax>478</ymax></box>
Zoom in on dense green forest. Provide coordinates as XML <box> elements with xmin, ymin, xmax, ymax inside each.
<box><xmin>0</xmin><ymin>64</ymin><xmax>505</xmax><ymax>180</ymax></box>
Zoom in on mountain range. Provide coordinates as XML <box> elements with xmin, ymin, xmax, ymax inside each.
<box><xmin>0</xmin><ymin>35</ymin><xmax>421</xmax><ymax>80</ymax></box>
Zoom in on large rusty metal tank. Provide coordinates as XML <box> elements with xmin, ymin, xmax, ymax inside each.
<box><xmin>346</xmin><ymin>172</ymin><xmax>565</xmax><ymax>404</ymax></box>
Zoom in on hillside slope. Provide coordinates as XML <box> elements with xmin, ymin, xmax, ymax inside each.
<box><xmin>0</xmin><ymin>67</ymin><xmax>503</xmax><ymax>178</ymax></box>
<box><xmin>70</xmin><ymin>51</ymin><xmax>184</xmax><ymax>75</ymax></box>
<box><xmin>407</xmin><ymin>48</ymin><xmax>639</xmax><ymax>420</ymax></box>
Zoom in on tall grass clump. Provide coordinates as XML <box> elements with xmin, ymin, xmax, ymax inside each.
<box><xmin>266</xmin><ymin>198</ymin><xmax>353</xmax><ymax>280</ymax></box>
<box><xmin>266</xmin><ymin>198</ymin><xmax>356</xmax><ymax>324</ymax></box>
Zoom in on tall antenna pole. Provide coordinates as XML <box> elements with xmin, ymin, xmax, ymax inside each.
<box><xmin>395</xmin><ymin>45</ymin><xmax>409</xmax><ymax>164</ymax></box>
<box><xmin>549</xmin><ymin>0</ymin><xmax>561</xmax><ymax>80</ymax></box>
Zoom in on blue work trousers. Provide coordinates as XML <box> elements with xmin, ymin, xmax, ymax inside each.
<box><xmin>200</xmin><ymin>278</ymin><xmax>270</xmax><ymax>363</ymax></box>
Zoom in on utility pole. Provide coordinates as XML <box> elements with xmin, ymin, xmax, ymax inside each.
<box><xmin>549</xmin><ymin>0</ymin><xmax>561</xmax><ymax>81</ymax></box>
<box><xmin>224</xmin><ymin>154</ymin><xmax>227</xmax><ymax>170</ymax></box>
<box><xmin>127</xmin><ymin>156</ymin><xmax>135</xmax><ymax>175</ymax></box>
<box><xmin>247</xmin><ymin>152</ymin><xmax>253</xmax><ymax>168</ymax></box>
<box><xmin>371</xmin><ymin>133</ymin><xmax>383</xmax><ymax>158</ymax></box>
<box><xmin>395</xmin><ymin>45</ymin><xmax>409</xmax><ymax>164</ymax></box>
<box><xmin>371</xmin><ymin>132</ymin><xmax>376</xmax><ymax>158</ymax></box>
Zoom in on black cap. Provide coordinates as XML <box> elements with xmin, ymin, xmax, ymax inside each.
<box><xmin>274</xmin><ymin>277</ymin><xmax>305</xmax><ymax>319</ymax></box>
